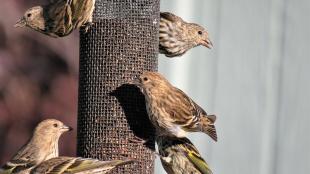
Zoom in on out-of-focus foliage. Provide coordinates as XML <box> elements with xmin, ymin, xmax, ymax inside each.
<box><xmin>0</xmin><ymin>0</ymin><xmax>79</xmax><ymax>164</ymax></box>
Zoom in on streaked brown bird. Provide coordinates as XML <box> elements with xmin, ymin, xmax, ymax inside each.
<box><xmin>30</xmin><ymin>157</ymin><xmax>135</xmax><ymax>174</ymax></box>
<box><xmin>159</xmin><ymin>12</ymin><xmax>213</xmax><ymax>58</ymax></box>
<box><xmin>157</xmin><ymin>136</ymin><xmax>213</xmax><ymax>174</ymax></box>
<box><xmin>14</xmin><ymin>0</ymin><xmax>95</xmax><ymax>37</ymax></box>
<box><xmin>0</xmin><ymin>119</ymin><xmax>72</xmax><ymax>174</ymax></box>
<box><xmin>132</xmin><ymin>72</ymin><xmax>217</xmax><ymax>141</ymax></box>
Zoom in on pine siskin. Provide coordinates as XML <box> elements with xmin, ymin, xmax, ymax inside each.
<box><xmin>14</xmin><ymin>0</ymin><xmax>95</xmax><ymax>37</ymax></box>
<box><xmin>0</xmin><ymin>119</ymin><xmax>72</xmax><ymax>174</ymax></box>
<box><xmin>131</xmin><ymin>72</ymin><xmax>217</xmax><ymax>141</ymax></box>
<box><xmin>157</xmin><ymin>136</ymin><xmax>213</xmax><ymax>174</ymax></box>
<box><xmin>30</xmin><ymin>157</ymin><xmax>135</xmax><ymax>174</ymax></box>
<box><xmin>159</xmin><ymin>12</ymin><xmax>213</xmax><ymax>58</ymax></box>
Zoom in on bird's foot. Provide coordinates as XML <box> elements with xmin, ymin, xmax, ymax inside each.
<box><xmin>82</xmin><ymin>22</ymin><xmax>93</xmax><ymax>33</ymax></box>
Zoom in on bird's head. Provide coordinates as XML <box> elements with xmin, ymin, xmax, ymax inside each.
<box><xmin>33</xmin><ymin>119</ymin><xmax>72</xmax><ymax>139</ymax></box>
<box><xmin>130</xmin><ymin>72</ymin><xmax>171</xmax><ymax>95</ymax></box>
<box><xmin>15</xmin><ymin>6</ymin><xmax>45</xmax><ymax>30</ymax></box>
<box><xmin>188</xmin><ymin>24</ymin><xmax>213</xmax><ymax>49</ymax></box>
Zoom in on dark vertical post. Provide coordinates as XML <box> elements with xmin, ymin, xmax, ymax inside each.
<box><xmin>77</xmin><ymin>0</ymin><xmax>159</xmax><ymax>173</ymax></box>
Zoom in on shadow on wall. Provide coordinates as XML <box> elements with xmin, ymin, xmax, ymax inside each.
<box><xmin>111</xmin><ymin>84</ymin><xmax>156</xmax><ymax>150</ymax></box>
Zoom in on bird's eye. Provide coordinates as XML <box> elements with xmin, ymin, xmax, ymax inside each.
<box><xmin>143</xmin><ymin>77</ymin><xmax>148</xmax><ymax>81</ymax></box>
<box><xmin>198</xmin><ymin>31</ymin><xmax>203</xmax><ymax>35</ymax></box>
<box><xmin>53</xmin><ymin>123</ymin><xmax>58</xmax><ymax>128</ymax></box>
<box><xmin>27</xmin><ymin>13</ymin><xmax>32</xmax><ymax>18</ymax></box>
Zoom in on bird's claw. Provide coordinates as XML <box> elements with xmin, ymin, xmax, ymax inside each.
<box><xmin>82</xmin><ymin>22</ymin><xmax>93</xmax><ymax>33</ymax></box>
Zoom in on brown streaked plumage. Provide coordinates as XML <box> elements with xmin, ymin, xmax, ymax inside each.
<box><xmin>132</xmin><ymin>71</ymin><xmax>217</xmax><ymax>141</ymax></box>
<box><xmin>159</xmin><ymin>12</ymin><xmax>213</xmax><ymax>58</ymax></box>
<box><xmin>14</xmin><ymin>0</ymin><xmax>95</xmax><ymax>37</ymax></box>
<box><xmin>0</xmin><ymin>119</ymin><xmax>72</xmax><ymax>174</ymax></box>
<box><xmin>30</xmin><ymin>157</ymin><xmax>135</xmax><ymax>174</ymax></box>
<box><xmin>157</xmin><ymin>136</ymin><xmax>213</xmax><ymax>174</ymax></box>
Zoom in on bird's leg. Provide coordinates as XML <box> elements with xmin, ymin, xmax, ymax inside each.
<box><xmin>82</xmin><ymin>22</ymin><xmax>93</xmax><ymax>33</ymax></box>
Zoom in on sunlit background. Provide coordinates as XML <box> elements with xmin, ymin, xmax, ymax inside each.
<box><xmin>1</xmin><ymin>0</ymin><xmax>309</xmax><ymax>174</ymax></box>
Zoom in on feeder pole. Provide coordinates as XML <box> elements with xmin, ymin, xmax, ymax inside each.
<box><xmin>77</xmin><ymin>0</ymin><xmax>159</xmax><ymax>173</ymax></box>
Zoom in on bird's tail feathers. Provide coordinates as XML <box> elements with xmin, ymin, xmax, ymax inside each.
<box><xmin>201</xmin><ymin>115</ymin><xmax>217</xmax><ymax>142</ymax></box>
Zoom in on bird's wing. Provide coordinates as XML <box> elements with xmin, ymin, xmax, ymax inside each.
<box><xmin>175</xmin><ymin>88</ymin><xmax>216</xmax><ymax>125</ymax></box>
<box><xmin>1</xmin><ymin>143</ymin><xmax>40</xmax><ymax>173</ymax></box>
<box><xmin>30</xmin><ymin>157</ymin><xmax>72</xmax><ymax>174</ymax></box>
<box><xmin>180</xmin><ymin>142</ymin><xmax>213</xmax><ymax>174</ymax></box>
<box><xmin>168</xmin><ymin>88</ymin><xmax>205</xmax><ymax>123</ymax></box>
<box><xmin>160</xmin><ymin>12</ymin><xmax>183</xmax><ymax>35</ymax></box>
<box><xmin>45</xmin><ymin>0</ymin><xmax>73</xmax><ymax>37</ymax></box>
<box><xmin>3</xmin><ymin>159</ymin><xmax>27</xmax><ymax>168</ymax></box>
<box><xmin>0</xmin><ymin>164</ymin><xmax>15</xmax><ymax>174</ymax></box>
<box><xmin>31</xmin><ymin>157</ymin><xmax>134</xmax><ymax>174</ymax></box>
<box><xmin>164</xmin><ymin>88</ymin><xmax>217</xmax><ymax>141</ymax></box>
<box><xmin>1</xmin><ymin>159</ymin><xmax>36</xmax><ymax>174</ymax></box>
<box><xmin>160</xmin><ymin>12</ymin><xmax>183</xmax><ymax>24</ymax></box>
<box><xmin>69</xmin><ymin>0</ymin><xmax>88</xmax><ymax>27</ymax></box>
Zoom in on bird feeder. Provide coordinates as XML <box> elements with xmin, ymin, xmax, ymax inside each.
<box><xmin>77</xmin><ymin>0</ymin><xmax>159</xmax><ymax>173</ymax></box>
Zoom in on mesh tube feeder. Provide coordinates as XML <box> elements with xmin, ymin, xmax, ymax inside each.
<box><xmin>77</xmin><ymin>0</ymin><xmax>159</xmax><ymax>173</ymax></box>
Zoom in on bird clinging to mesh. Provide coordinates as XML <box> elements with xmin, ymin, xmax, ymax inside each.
<box><xmin>157</xmin><ymin>136</ymin><xmax>213</xmax><ymax>174</ymax></box>
<box><xmin>159</xmin><ymin>12</ymin><xmax>213</xmax><ymax>58</ymax></box>
<box><xmin>14</xmin><ymin>0</ymin><xmax>95</xmax><ymax>38</ymax></box>
<box><xmin>30</xmin><ymin>157</ymin><xmax>135</xmax><ymax>174</ymax></box>
<box><xmin>131</xmin><ymin>71</ymin><xmax>217</xmax><ymax>142</ymax></box>
<box><xmin>0</xmin><ymin>119</ymin><xmax>72</xmax><ymax>174</ymax></box>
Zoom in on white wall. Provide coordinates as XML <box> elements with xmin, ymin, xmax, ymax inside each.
<box><xmin>156</xmin><ymin>0</ymin><xmax>310</xmax><ymax>174</ymax></box>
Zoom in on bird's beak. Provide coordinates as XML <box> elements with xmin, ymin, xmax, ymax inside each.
<box><xmin>61</xmin><ymin>125</ymin><xmax>73</xmax><ymax>132</ymax></box>
<box><xmin>202</xmin><ymin>38</ymin><xmax>213</xmax><ymax>49</ymax></box>
<box><xmin>14</xmin><ymin>18</ymin><xmax>26</xmax><ymax>28</ymax></box>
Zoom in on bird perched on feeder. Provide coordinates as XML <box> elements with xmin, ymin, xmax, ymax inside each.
<box><xmin>0</xmin><ymin>119</ymin><xmax>72</xmax><ymax>174</ymax></box>
<box><xmin>157</xmin><ymin>136</ymin><xmax>213</xmax><ymax>174</ymax></box>
<box><xmin>159</xmin><ymin>12</ymin><xmax>213</xmax><ymax>58</ymax></box>
<box><xmin>14</xmin><ymin>0</ymin><xmax>95</xmax><ymax>37</ymax></box>
<box><xmin>30</xmin><ymin>157</ymin><xmax>135</xmax><ymax>174</ymax></box>
<box><xmin>131</xmin><ymin>72</ymin><xmax>217</xmax><ymax>142</ymax></box>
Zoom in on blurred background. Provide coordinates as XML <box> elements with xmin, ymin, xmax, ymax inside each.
<box><xmin>0</xmin><ymin>0</ymin><xmax>309</xmax><ymax>174</ymax></box>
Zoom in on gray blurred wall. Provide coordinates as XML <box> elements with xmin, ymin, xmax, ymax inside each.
<box><xmin>156</xmin><ymin>0</ymin><xmax>310</xmax><ymax>174</ymax></box>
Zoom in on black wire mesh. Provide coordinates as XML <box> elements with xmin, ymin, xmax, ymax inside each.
<box><xmin>77</xmin><ymin>0</ymin><xmax>159</xmax><ymax>173</ymax></box>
